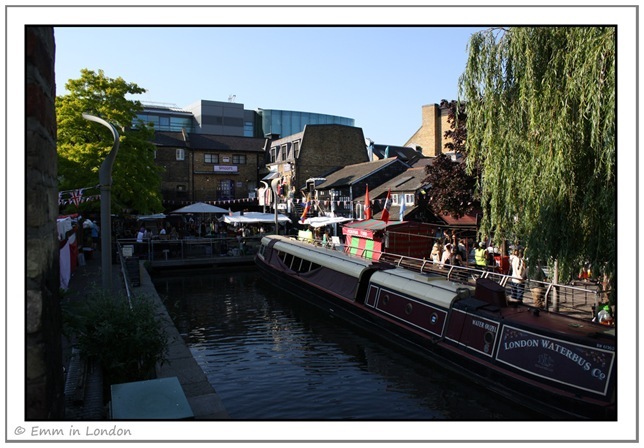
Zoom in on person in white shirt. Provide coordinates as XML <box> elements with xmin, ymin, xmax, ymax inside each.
<box><xmin>136</xmin><ymin>226</ymin><xmax>146</xmax><ymax>243</ymax></box>
<box><xmin>440</xmin><ymin>243</ymin><xmax>453</xmax><ymax>268</ymax></box>
<box><xmin>510</xmin><ymin>249</ymin><xmax>527</xmax><ymax>301</ymax></box>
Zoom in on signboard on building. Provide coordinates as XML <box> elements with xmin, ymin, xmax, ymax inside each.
<box><xmin>214</xmin><ymin>165</ymin><xmax>238</xmax><ymax>173</ymax></box>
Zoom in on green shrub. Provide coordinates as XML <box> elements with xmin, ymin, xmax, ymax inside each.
<box><xmin>63</xmin><ymin>291</ymin><xmax>168</xmax><ymax>386</ymax></box>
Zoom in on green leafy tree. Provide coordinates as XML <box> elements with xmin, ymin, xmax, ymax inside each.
<box><xmin>57</xmin><ymin>69</ymin><xmax>163</xmax><ymax>214</ymax></box>
<box><xmin>459</xmin><ymin>27</ymin><xmax>616</xmax><ymax>286</ymax></box>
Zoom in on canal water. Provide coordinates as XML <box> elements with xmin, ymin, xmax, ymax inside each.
<box><xmin>152</xmin><ymin>268</ymin><xmax>542</xmax><ymax>421</ymax></box>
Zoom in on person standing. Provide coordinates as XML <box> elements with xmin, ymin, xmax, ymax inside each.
<box><xmin>450</xmin><ymin>245</ymin><xmax>463</xmax><ymax>266</ymax></box>
<box><xmin>440</xmin><ymin>243</ymin><xmax>453</xmax><ymax>268</ymax></box>
<box><xmin>510</xmin><ymin>249</ymin><xmax>527</xmax><ymax>301</ymax></box>
<box><xmin>136</xmin><ymin>226</ymin><xmax>146</xmax><ymax>243</ymax></box>
<box><xmin>90</xmin><ymin>220</ymin><xmax>100</xmax><ymax>250</ymax></box>
<box><xmin>474</xmin><ymin>242</ymin><xmax>487</xmax><ymax>269</ymax></box>
<box><xmin>431</xmin><ymin>241</ymin><xmax>443</xmax><ymax>265</ymax></box>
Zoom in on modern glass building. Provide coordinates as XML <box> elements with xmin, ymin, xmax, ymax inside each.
<box><xmin>258</xmin><ymin>109</ymin><xmax>355</xmax><ymax>139</ymax></box>
<box><xmin>136</xmin><ymin>100</ymin><xmax>355</xmax><ymax>139</ymax></box>
<box><xmin>135</xmin><ymin>103</ymin><xmax>195</xmax><ymax>133</ymax></box>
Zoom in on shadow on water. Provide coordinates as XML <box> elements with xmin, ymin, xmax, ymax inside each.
<box><xmin>152</xmin><ymin>268</ymin><xmax>546</xmax><ymax>421</ymax></box>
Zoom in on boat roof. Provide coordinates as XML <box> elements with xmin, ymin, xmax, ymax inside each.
<box><xmin>263</xmin><ymin>235</ymin><xmax>373</xmax><ymax>278</ymax></box>
<box><xmin>370</xmin><ymin>268</ymin><xmax>470</xmax><ymax>309</ymax></box>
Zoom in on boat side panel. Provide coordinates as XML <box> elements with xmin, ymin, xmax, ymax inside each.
<box><xmin>495</xmin><ymin>325</ymin><xmax>616</xmax><ymax>396</ymax></box>
<box><xmin>371</xmin><ymin>286</ymin><xmax>448</xmax><ymax>338</ymax></box>
<box><xmin>444</xmin><ymin>310</ymin><xmax>500</xmax><ymax>358</ymax></box>
<box><xmin>365</xmin><ymin>284</ymin><xmax>379</xmax><ymax>307</ymax></box>
<box><xmin>298</xmin><ymin>266</ymin><xmax>360</xmax><ymax>301</ymax></box>
<box><xmin>369</xmin><ymin>270</ymin><xmax>460</xmax><ymax>310</ymax></box>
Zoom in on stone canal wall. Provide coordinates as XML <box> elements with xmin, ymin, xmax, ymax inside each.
<box><xmin>138</xmin><ymin>265</ymin><xmax>229</xmax><ymax>419</ymax></box>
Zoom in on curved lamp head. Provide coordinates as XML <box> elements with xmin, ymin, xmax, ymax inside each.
<box><xmin>82</xmin><ymin>113</ymin><xmax>120</xmax><ymax>186</ymax></box>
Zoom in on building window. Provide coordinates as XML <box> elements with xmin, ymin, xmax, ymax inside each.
<box><xmin>176</xmin><ymin>148</ymin><xmax>185</xmax><ymax>161</ymax></box>
<box><xmin>281</xmin><ymin>145</ymin><xmax>288</xmax><ymax>161</ymax></box>
<box><xmin>293</xmin><ymin>140</ymin><xmax>300</xmax><ymax>158</ymax></box>
<box><xmin>244</xmin><ymin>121</ymin><xmax>254</xmax><ymax>137</ymax></box>
<box><xmin>232</xmin><ymin>155</ymin><xmax>246</xmax><ymax>164</ymax></box>
<box><xmin>205</xmin><ymin>153</ymin><xmax>219</xmax><ymax>164</ymax></box>
<box><xmin>404</xmin><ymin>193</ymin><xmax>414</xmax><ymax>205</ymax></box>
<box><xmin>176</xmin><ymin>184</ymin><xmax>188</xmax><ymax>198</ymax></box>
<box><xmin>392</xmin><ymin>194</ymin><xmax>400</xmax><ymax>205</ymax></box>
<box><xmin>218</xmin><ymin>179</ymin><xmax>234</xmax><ymax>200</ymax></box>
<box><xmin>270</xmin><ymin>147</ymin><xmax>277</xmax><ymax>163</ymax></box>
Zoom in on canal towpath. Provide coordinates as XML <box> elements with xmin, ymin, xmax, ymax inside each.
<box><xmin>62</xmin><ymin>250</ymin><xmax>229</xmax><ymax>420</ymax></box>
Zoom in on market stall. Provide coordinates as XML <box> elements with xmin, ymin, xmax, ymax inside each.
<box><xmin>341</xmin><ymin>220</ymin><xmax>436</xmax><ymax>260</ymax></box>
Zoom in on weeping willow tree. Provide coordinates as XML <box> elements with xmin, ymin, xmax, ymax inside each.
<box><xmin>459</xmin><ymin>27</ymin><xmax>616</xmax><ymax>290</ymax></box>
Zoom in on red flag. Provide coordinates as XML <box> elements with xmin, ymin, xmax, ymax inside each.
<box><xmin>300</xmin><ymin>195</ymin><xmax>311</xmax><ymax>223</ymax></box>
<box><xmin>364</xmin><ymin>184</ymin><xmax>372</xmax><ymax>219</ymax></box>
<box><xmin>381</xmin><ymin>189</ymin><xmax>392</xmax><ymax>224</ymax></box>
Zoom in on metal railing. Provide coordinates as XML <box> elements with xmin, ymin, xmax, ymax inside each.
<box><xmin>377</xmin><ymin>252</ymin><xmax>606</xmax><ymax>316</ymax></box>
<box><xmin>116</xmin><ymin>235</ymin><xmax>263</xmax><ymax>264</ymax></box>
<box><xmin>115</xmin><ymin>241</ymin><xmax>134</xmax><ymax>308</ymax></box>
<box><xmin>303</xmin><ymin>237</ymin><xmax>607</xmax><ymax>318</ymax></box>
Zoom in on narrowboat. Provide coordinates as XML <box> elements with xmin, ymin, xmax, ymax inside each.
<box><xmin>255</xmin><ymin>235</ymin><xmax>616</xmax><ymax>420</ymax></box>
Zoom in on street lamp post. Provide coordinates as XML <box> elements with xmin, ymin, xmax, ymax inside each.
<box><xmin>82</xmin><ymin>113</ymin><xmax>120</xmax><ymax>291</ymax></box>
<box><xmin>260</xmin><ymin>180</ymin><xmax>269</xmax><ymax>213</ymax></box>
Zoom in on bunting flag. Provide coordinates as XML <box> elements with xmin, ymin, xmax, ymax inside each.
<box><xmin>364</xmin><ymin>184</ymin><xmax>372</xmax><ymax>219</ymax></box>
<box><xmin>381</xmin><ymin>189</ymin><xmax>392</xmax><ymax>224</ymax></box>
<box><xmin>399</xmin><ymin>196</ymin><xmax>406</xmax><ymax>222</ymax></box>
<box><xmin>58</xmin><ymin>186</ymin><xmax>100</xmax><ymax>206</ymax></box>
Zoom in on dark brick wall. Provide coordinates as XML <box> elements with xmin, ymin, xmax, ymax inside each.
<box><xmin>298</xmin><ymin>125</ymin><xmax>369</xmax><ymax>185</ymax></box>
<box><xmin>25</xmin><ymin>26</ymin><xmax>64</xmax><ymax>419</ymax></box>
<box><xmin>156</xmin><ymin>146</ymin><xmax>192</xmax><ymax>202</ymax></box>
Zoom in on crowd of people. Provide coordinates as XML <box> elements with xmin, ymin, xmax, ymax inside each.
<box><xmin>122</xmin><ymin>219</ymin><xmax>271</xmax><ymax>243</ymax></box>
<box><xmin>426</xmin><ymin>230</ymin><xmax>536</xmax><ymax>304</ymax></box>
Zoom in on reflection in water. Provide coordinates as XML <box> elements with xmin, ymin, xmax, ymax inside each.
<box><xmin>153</xmin><ymin>269</ymin><xmax>541</xmax><ymax>420</ymax></box>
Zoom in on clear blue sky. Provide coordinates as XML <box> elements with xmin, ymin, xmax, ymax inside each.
<box><xmin>54</xmin><ymin>26</ymin><xmax>484</xmax><ymax>145</ymax></box>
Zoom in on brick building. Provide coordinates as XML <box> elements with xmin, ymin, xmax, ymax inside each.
<box><xmin>404</xmin><ymin>102</ymin><xmax>454</xmax><ymax>157</ymax></box>
<box><xmin>152</xmin><ymin>131</ymin><xmax>267</xmax><ymax>206</ymax></box>
<box><xmin>266</xmin><ymin>124</ymin><xmax>369</xmax><ymax>200</ymax></box>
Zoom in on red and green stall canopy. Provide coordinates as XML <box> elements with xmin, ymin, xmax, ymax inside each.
<box><xmin>341</xmin><ymin>219</ymin><xmax>403</xmax><ymax>260</ymax></box>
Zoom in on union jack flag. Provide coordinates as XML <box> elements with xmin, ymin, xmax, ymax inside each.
<box><xmin>70</xmin><ymin>189</ymin><xmax>83</xmax><ymax>207</ymax></box>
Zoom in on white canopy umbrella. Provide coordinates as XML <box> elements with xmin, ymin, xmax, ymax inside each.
<box><xmin>224</xmin><ymin>211</ymin><xmax>291</xmax><ymax>224</ymax></box>
<box><xmin>302</xmin><ymin>216</ymin><xmax>353</xmax><ymax>228</ymax></box>
<box><xmin>170</xmin><ymin>202</ymin><xmax>229</xmax><ymax>236</ymax></box>
<box><xmin>137</xmin><ymin>213</ymin><xmax>167</xmax><ymax>221</ymax></box>
<box><xmin>170</xmin><ymin>202</ymin><xmax>229</xmax><ymax>214</ymax></box>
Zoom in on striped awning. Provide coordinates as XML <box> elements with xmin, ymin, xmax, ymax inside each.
<box><xmin>345</xmin><ymin>235</ymin><xmax>382</xmax><ymax>260</ymax></box>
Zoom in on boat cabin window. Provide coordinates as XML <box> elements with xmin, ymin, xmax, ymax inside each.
<box><xmin>276</xmin><ymin>250</ymin><xmax>321</xmax><ymax>273</ymax></box>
